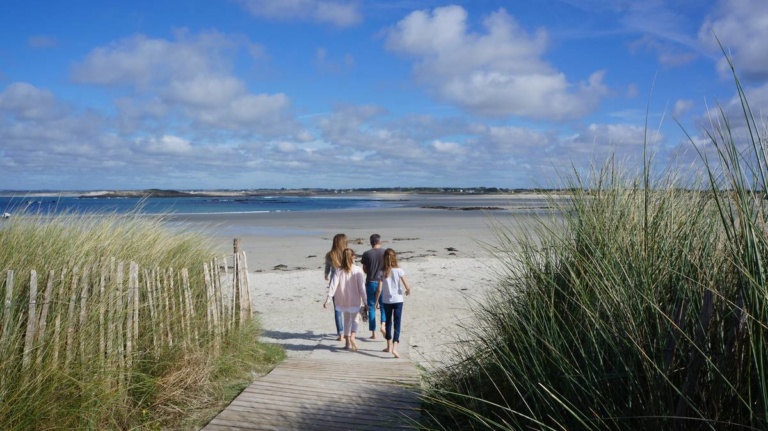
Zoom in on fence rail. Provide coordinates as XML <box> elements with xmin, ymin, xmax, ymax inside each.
<box><xmin>0</xmin><ymin>248</ymin><xmax>253</xmax><ymax>400</ymax></box>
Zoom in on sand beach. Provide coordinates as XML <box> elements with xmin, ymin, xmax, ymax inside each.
<box><xmin>172</xmin><ymin>194</ymin><xmax>557</xmax><ymax>369</ymax></box>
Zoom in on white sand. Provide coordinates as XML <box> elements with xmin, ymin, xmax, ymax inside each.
<box><xmin>175</xmin><ymin>194</ymin><xmax>554</xmax><ymax>370</ymax></box>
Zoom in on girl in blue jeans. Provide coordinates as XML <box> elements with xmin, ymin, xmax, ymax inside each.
<box><xmin>375</xmin><ymin>249</ymin><xmax>411</xmax><ymax>358</ymax></box>
<box><xmin>324</xmin><ymin>233</ymin><xmax>347</xmax><ymax>341</ymax></box>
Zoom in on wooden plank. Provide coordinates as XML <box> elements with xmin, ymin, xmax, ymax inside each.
<box><xmin>202</xmin><ymin>335</ymin><xmax>422</xmax><ymax>431</ymax></box>
<box><xmin>240</xmin><ymin>251</ymin><xmax>253</xmax><ymax>319</ymax></box>
<box><xmin>1</xmin><ymin>270</ymin><xmax>16</xmax><ymax>398</ymax></box>
<box><xmin>115</xmin><ymin>262</ymin><xmax>125</xmax><ymax>386</ymax></box>
<box><xmin>99</xmin><ymin>264</ymin><xmax>108</xmax><ymax>364</ymax></box>
<box><xmin>51</xmin><ymin>269</ymin><xmax>67</xmax><ymax>368</ymax></box>
<box><xmin>35</xmin><ymin>270</ymin><xmax>56</xmax><ymax>367</ymax></box>
<box><xmin>126</xmin><ymin>262</ymin><xmax>137</xmax><ymax>369</ymax></box>
<box><xmin>22</xmin><ymin>270</ymin><xmax>38</xmax><ymax>370</ymax></box>
<box><xmin>216</xmin><ymin>407</ymin><xmax>418</xmax><ymax>430</ymax></box>
<box><xmin>144</xmin><ymin>268</ymin><xmax>159</xmax><ymax>357</ymax></box>
<box><xmin>242</xmin><ymin>378</ymin><xmax>418</xmax><ymax>401</ymax></box>
<box><xmin>64</xmin><ymin>267</ymin><xmax>79</xmax><ymax>369</ymax></box>
<box><xmin>210</xmin><ymin>408</ymin><xmax>417</xmax><ymax>431</ymax></box>
<box><xmin>77</xmin><ymin>266</ymin><xmax>91</xmax><ymax>364</ymax></box>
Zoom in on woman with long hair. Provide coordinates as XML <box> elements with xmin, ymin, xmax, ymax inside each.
<box><xmin>324</xmin><ymin>248</ymin><xmax>367</xmax><ymax>351</ymax></box>
<box><xmin>375</xmin><ymin>248</ymin><xmax>411</xmax><ymax>358</ymax></box>
<box><xmin>324</xmin><ymin>233</ymin><xmax>347</xmax><ymax>341</ymax></box>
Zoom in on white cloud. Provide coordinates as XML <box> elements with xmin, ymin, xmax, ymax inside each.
<box><xmin>164</xmin><ymin>76</ymin><xmax>246</xmax><ymax>108</ymax></box>
<box><xmin>72</xmin><ymin>32</ymin><xmax>235</xmax><ymax>87</ymax></box>
<box><xmin>0</xmin><ymin>83</ymin><xmax>64</xmax><ymax>121</ymax></box>
<box><xmin>673</xmin><ymin>99</ymin><xmax>694</xmax><ymax>117</ymax></box>
<box><xmin>581</xmin><ymin>123</ymin><xmax>656</xmax><ymax>147</ymax></box>
<box><xmin>431</xmin><ymin>140</ymin><xmax>465</xmax><ymax>155</ymax></box>
<box><xmin>275</xmin><ymin>141</ymin><xmax>297</xmax><ymax>153</ymax></box>
<box><xmin>140</xmin><ymin>135</ymin><xmax>193</xmax><ymax>155</ymax></box>
<box><xmin>385</xmin><ymin>6</ymin><xmax>608</xmax><ymax>120</ymax></box>
<box><xmin>699</xmin><ymin>0</ymin><xmax>768</xmax><ymax>81</ymax></box>
<box><xmin>696</xmin><ymin>82</ymin><xmax>768</xmax><ymax>149</ymax></box>
<box><xmin>236</xmin><ymin>0</ymin><xmax>362</xmax><ymax>27</ymax></box>
<box><xmin>72</xmin><ymin>31</ymin><xmax>296</xmax><ymax>135</ymax></box>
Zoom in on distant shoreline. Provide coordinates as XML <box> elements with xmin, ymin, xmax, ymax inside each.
<box><xmin>0</xmin><ymin>187</ymin><xmax>570</xmax><ymax>199</ymax></box>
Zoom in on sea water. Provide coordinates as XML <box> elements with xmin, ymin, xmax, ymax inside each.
<box><xmin>0</xmin><ymin>194</ymin><xmax>395</xmax><ymax>216</ymax></box>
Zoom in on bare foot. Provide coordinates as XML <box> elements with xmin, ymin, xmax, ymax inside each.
<box><xmin>350</xmin><ymin>342</ymin><xmax>358</xmax><ymax>352</ymax></box>
<box><xmin>343</xmin><ymin>344</ymin><xmax>350</xmax><ymax>350</ymax></box>
<box><xmin>370</xmin><ymin>331</ymin><xmax>376</xmax><ymax>339</ymax></box>
<box><xmin>336</xmin><ymin>335</ymin><xmax>343</xmax><ymax>341</ymax></box>
<box><xmin>392</xmin><ymin>350</ymin><xmax>400</xmax><ymax>358</ymax></box>
<box><xmin>382</xmin><ymin>347</ymin><xmax>391</xmax><ymax>353</ymax></box>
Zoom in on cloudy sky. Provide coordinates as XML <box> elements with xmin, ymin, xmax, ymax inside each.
<box><xmin>1</xmin><ymin>0</ymin><xmax>767</xmax><ymax>190</ymax></box>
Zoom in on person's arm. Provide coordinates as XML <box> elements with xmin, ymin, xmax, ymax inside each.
<box><xmin>374</xmin><ymin>282</ymin><xmax>382</xmax><ymax>309</ymax></box>
<box><xmin>324</xmin><ymin>260</ymin><xmax>331</xmax><ymax>281</ymax></box>
<box><xmin>400</xmin><ymin>275</ymin><xmax>411</xmax><ymax>296</ymax></box>
<box><xmin>324</xmin><ymin>270</ymin><xmax>339</xmax><ymax>308</ymax></box>
<box><xmin>361</xmin><ymin>253</ymin><xmax>369</xmax><ymax>275</ymax></box>
<box><xmin>357</xmin><ymin>271</ymin><xmax>368</xmax><ymax>311</ymax></box>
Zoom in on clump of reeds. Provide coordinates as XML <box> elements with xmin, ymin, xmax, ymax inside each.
<box><xmin>0</xmin><ymin>211</ymin><xmax>283</xmax><ymax>430</ymax></box>
<box><xmin>423</xmin><ymin>56</ymin><xmax>768</xmax><ymax>430</ymax></box>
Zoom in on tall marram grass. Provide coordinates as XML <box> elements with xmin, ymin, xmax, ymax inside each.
<box><xmin>0</xmin><ymin>211</ymin><xmax>283</xmax><ymax>430</ymax></box>
<box><xmin>424</xmin><ymin>61</ymin><xmax>768</xmax><ymax>429</ymax></box>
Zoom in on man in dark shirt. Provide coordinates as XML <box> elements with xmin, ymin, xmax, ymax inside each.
<box><xmin>361</xmin><ymin>233</ymin><xmax>386</xmax><ymax>339</ymax></box>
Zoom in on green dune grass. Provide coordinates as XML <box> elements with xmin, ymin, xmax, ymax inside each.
<box><xmin>0</xmin><ymin>211</ymin><xmax>284</xmax><ymax>430</ymax></box>
<box><xmin>424</xmin><ymin>56</ymin><xmax>768</xmax><ymax>430</ymax></box>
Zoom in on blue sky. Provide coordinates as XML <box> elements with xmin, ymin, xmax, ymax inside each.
<box><xmin>1</xmin><ymin>0</ymin><xmax>767</xmax><ymax>190</ymax></box>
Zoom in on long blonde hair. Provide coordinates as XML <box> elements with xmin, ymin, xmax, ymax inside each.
<box><xmin>326</xmin><ymin>233</ymin><xmax>347</xmax><ymax>268</ymax></box>
<box><xmin>340</xmin><ymin>248</ymin><xmax>355</xmax><ymax>273</ymax></box>
<box><xmin>382</xmin><ymin>248</ymin><xmax>398</xmax><ymax>278</ymax></box>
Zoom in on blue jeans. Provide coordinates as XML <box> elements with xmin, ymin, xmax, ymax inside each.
<box><xmin>365</xmin><ymin>281</ymin><xmax>385</xmax><ymax>331</ymax></box>
<box><xmin>332</xmin><ymin>297</ymin><xmax>343</xmax><ymax>335</ymax></box>
<box><xmin>382</xmin><ymin>302</ymin><xmax>403</xmax><ymax>343</ymax></box>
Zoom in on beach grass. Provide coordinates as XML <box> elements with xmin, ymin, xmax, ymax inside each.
<box><xmin>422</xmin><ymin>57</ymin><xmax>768</xmax><ymax>429</ymax></box>
<box><xmin>0</xmin><ymin>211</ymin><xmax>284</xmax><ymax>430</ymax></box>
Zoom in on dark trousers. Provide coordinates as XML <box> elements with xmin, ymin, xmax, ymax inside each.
<box><xmin>381</xmin><ymin>302</ymin><xmax>403</xmax><ymax>343</ymax></box>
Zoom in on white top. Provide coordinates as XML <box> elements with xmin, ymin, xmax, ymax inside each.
<box><xmin>327</xmin><ymin>266</ymin><xmax>367</xmax><ymax>311</ymax></box>
<box><xmin>379</xmin><ymin>267</ymin><xmax>405</xmax><ymax>304</ymax></box>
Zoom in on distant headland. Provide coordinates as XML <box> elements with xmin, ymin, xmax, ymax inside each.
<box><xmin>0</xmin><ymin>187</ymin><xmax>570</xmax><ymax>199</ymax></box>
<box><xmin>0</xmin><ymin>187</ymin><xmax>568</xmax><ymax>199</ymax></box>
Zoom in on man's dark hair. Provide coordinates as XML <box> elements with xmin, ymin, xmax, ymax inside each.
<box><xmin>370</xmin><ymin>234</ymin><xmax>381</xmax><ymax>246</ymax></box>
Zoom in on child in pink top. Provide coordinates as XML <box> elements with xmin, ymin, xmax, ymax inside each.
<box><xmin>324</xmin><ymin>248</ymin><xmax>368</xmax><ymax>351</ymax></box>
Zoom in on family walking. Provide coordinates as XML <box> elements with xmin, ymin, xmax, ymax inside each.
<box><xmin>323</xmin><ymin>233</ymin><xmax>411</xmax><ymax>358</ymax></box>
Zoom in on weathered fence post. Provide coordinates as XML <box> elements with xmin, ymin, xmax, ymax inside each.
<box><xmin>51</xmin><ymin>269</ymin><xmax>68</xmax><ymax>368</ymax></box>
<box><xmin>77</xmin><ymin>266</ymin><xmax>91</xmax><ymax>365</ymax></box>
<box><xmin>115</xmin><ymin>262</ymin><xmax>125</xmax><ymax>388</ymax></box>
<box><xmin>1</xmin><ymin>270</ymin><xmax>16</xmax><ymax>398</ymax></box>
<box><xmin>241</xmin><ymin>250</ymin><xmax>253</xmax><ymax>320</ymax></box>
<box><xmin>144</xmin><ymin>268</ymin><xmax>159</xmax><ymax>358</ymax></box>
<box><xmin>126</xmin><ymin>262</ymin><xmax>138</xmax><ymax>370</ymax></box>
<box><xmin>181</xmin><ymin>268</ymin><xmax>198</xmax><ymax>346</ymax></box>
<box><xmin>36</xmin><ymin>270</ymin><xmax>56</xmax><ymax>367</ymax></box>
<box><xmin>64</xmin><ymin>267</ymin><xmax>80</xmax><ymax>370</ymax></box>
<box><xmin>22</xmin><ymin>270</ymin><xmax>39</xmax><ymax>370</ymax></box>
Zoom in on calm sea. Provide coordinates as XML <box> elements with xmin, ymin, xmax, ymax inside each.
<box><xmin>0</xmin><ymin>195</ymin><xmax>395</xmax><ymax>216</ymax></box>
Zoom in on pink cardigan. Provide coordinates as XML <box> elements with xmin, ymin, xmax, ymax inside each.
<box><xmin>327</xmin><ymin>265</ymin><xmax>367</xmax><ymax>308</ymax></box>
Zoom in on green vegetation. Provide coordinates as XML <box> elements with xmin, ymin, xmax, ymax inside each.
<box><xmin>424</xmin><ymin>59</ymin><xmax>768</xmax><ymax>429</ymax></box>
<box><xmin>0</xmin><ymin>212</ymin><xmax>284</xmax><ymax>430</ymax></box>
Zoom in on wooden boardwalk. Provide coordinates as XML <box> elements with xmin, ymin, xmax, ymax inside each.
<box><xmin>202</xmin><ymin>334</ymin><xmax>422</xmax><ymax>431</ymax></box>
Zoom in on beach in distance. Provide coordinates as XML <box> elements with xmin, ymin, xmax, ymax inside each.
<box><xmin>170</xmin><ymin>193</ymin><xmax>563</xmax><ymax>369</ymax></box>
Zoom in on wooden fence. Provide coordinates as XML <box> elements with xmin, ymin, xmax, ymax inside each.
<box><xmin>0</xmin><ymin>245</ymin><xmax>253</xmax><ymax>399</ymax></box>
